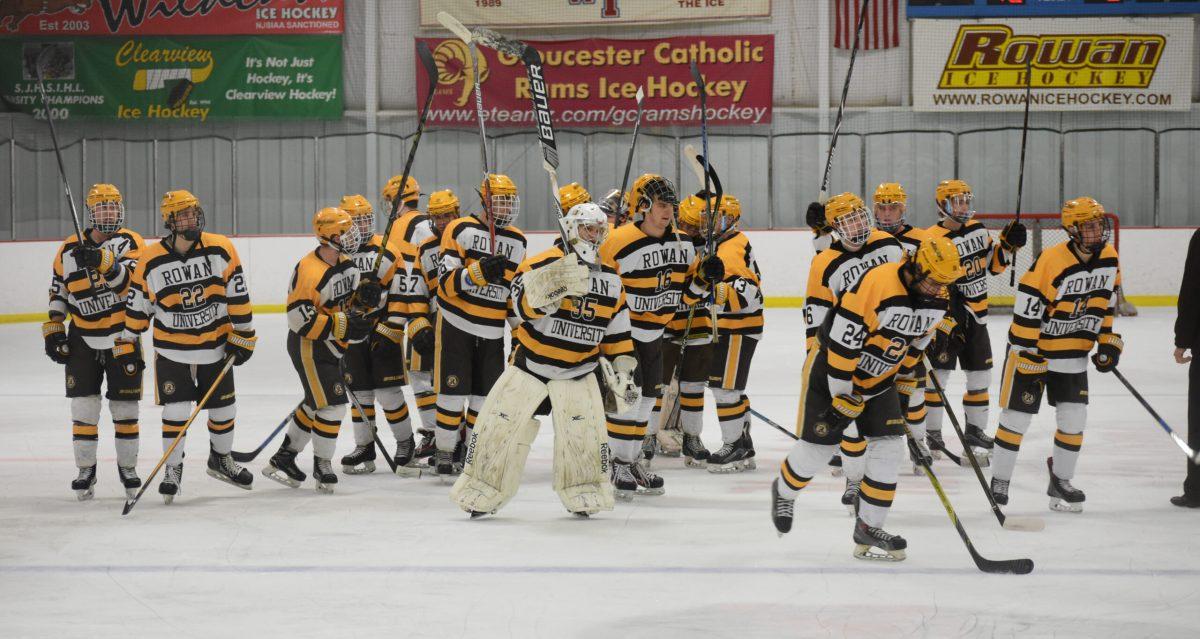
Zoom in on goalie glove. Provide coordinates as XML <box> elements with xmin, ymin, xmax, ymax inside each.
<box><xmin>599</xmin><ymin>355</ymin><xmax>640</xmax><ymax>414</ymax></box>
<box><xmin>521</xmin><ymin>254</ymin><xmax>590</xmax><ymax>310</ymax></box>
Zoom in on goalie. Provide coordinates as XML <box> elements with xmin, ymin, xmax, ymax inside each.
<box><xmin>450</xmin><ymin>203</ymin><xmax>637</xmax><ymax>518</ymax></box>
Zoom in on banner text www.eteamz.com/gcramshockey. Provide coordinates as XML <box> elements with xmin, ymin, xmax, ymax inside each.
<box><xmin>429</xmin><ymin>104</ymin><xmax>770</xmax><ymax>127</ymax></box>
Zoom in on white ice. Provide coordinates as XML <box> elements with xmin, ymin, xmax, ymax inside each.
<box><xmin>1</xmin><ymin>308</ymin><xmax>1197</xmax><ymax>638</ymax></box>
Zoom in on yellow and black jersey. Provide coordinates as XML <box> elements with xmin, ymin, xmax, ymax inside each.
<box><xmin>599</xmin><ymin>224</ymin><xmax>693</xmax><ymax>342</ymax></box>
<box><xmin>891</xmin><ymin>224</ymin><xmax>928</xmax><ymax>257</ymax></box>
<box><xmin>511</xmin><ymin>246</ymin><xmax>633</xmax><ymax>380</ymax></box>
<box><xmin>707</xmin><ymin>231</ymin><xmax>764</xmax><ymax>337</ymax></box>
<box><xmin>386</xmin><ymin>241</ymin><xmax>432</xmax><ymax>324</ymax></box>
<box><xmin>286</xmin><ymin>250</ymin><xmax>360</xmax><ymax>351</ymax></box>
<box><xmin>385</xmin><ymin>208</ymin><xmax>435</xmax><ymax>260</ymax></box>
<box><xmin>416</xmin><ymin>235</ymin><xmax>442</xmax><ymax>300</ymax></box>
<box><xmin>124</xmin><ymin>232</ymin><xmax>252</xmax><ymax>365</ymax></box>
<box><xmin>925</xmin><ymin>219</ymin><xmax>1011</xmax><ymax>321</ymax></box>
<box><xmin>1009</xmin><ymin>242</ymin><xmax>1121</xmax><ymax>365</ymax></box>
<box><xmin>348</xmin><ymin>233</ymin><xmax>403</xmax><ymax>319</ymax></box>
<box><xmin>664</xmin><ymin>239</ymin><xmax>714</xmax><ymax>345</ymax></box>
<box><xmin>821</xmin><ymin>262</ymin><xmax>948</xmax><ymax>398</ymax></box>
<box><xmin>437</xmin><ymin>215</ymin><xmax>527</xmax><ymax>340</ymax></box>
<box><xmin>804</xmin><ymin>229</ymin><xmax>904</xmax><ymax>350</ymax></box>
<box><xmin>50</xmin><ymin>229</ymin><xmax>145</xmax><ymax>349</ymax></box>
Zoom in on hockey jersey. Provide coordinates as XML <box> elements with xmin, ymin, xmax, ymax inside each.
<box><xmin>924</xmin><ymin>219</ymin><xmax>1012</xmax><ymax>322</ymax></box>
<box><xmin>385</xmin><ymin>208</ymin><xmax>434</xmax><ymax>262</ymax></box>
<box><xmin>804</xmin><ymin>229</ymin><xmax>905</xmax><ymax>350</ymax></box>
<box><xmin>50</xmin><ymin>229</ymin><xmax>145</xmax><ymax>349</ymax></box>
<box><xmin>708</xmin><ymin>231</ymin><xmax>764</xmax><ymax>337</ymax></box>
<box><xmin>599</xmin><ymin>223</ymin><xmax>694</xmax><ymax>342</ymax></box>
<box><xmin>286</xmin><ymin>250</ymin><xmax>360</xmax><ymax>351</ymax></box>
<box><xmin>891</xmin><ymin>224</ymin><xmax>928</xmax><ymax>257</ymax></box>
<box><xmin>437</xmin><ymin>215</ymin><xmax>527</xmax><ymax>340</ymax></box>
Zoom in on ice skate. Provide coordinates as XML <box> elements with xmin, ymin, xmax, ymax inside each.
<box><xmin>434</xmin><ymin>450</ymin><xmax>459</xmax><ymax>484</ymax></box>
<box><xmin>611</xmin><ymin>460</ymin><xmax>637</xmax><ymax>501</ymax></box>
<box><xmin>414</xmin><ymin>430</ymin><xmax>435</xmax><ymax>459</ymax></box>
<box><xmin>840</xmin><ymin>478</ymin><xmax>861</xmax><ymax>515</ymax></box>
<box><xmin>630</xmin><ymin>460</ymin><xmax>665</xmax><ymax>496</ymax></box>
<box><xmin>991</xmin><ymin>477</ymin><xmax>1010</xmax><ymax>506</ymax></box>
<box><xmin>640</xmin><ymin>434</ymin><xmax>657</xmax><ymax>466</ymax></box>
<box><xmin>829</xmin><ymin>453</ymin><xmax>844</xmax><ymax>477</ymax></box>
<box><xmin>908</xmin><ymin>436</ymin><xmax>933</xmax><ymax>476</ymax></box>
<box><xmin>313</xmin><ymin>457</ymin><xmax>338</xmax><ymax>494</ymax></box>
<box><xmin>117</xmin><ymin>466</ymin><xmax>141</xmax><ymax>500</ymax></box>
<box><xmin>853</xmin><ymin>517</ymin><xmax>907</xmax><ymax>561</ymax></box>
<box><xmin>964</xmin><ymin>424</ymin><xmax>993</xmax><ymax>466</ymax></box>
<box><xmin>926</xmin><ymin>431</ymin><xmax>945</xmax><ymax>460</ymax></box>
<box><xmin>682</xmin><ymin>433</ymin><xmax>709</xmax><ymax>468</ymax></box>
<box><xmin>206</xmin><ymin>448</ymin><xmax>253</xmax><ymax>490</ymax></box>
<box><xmin>340</xmin><ymin>442</ymin><xmax>376</xmax><ymax>474</ymax></box>
<box><xmin>707</xmin><ymin>431</ymin><xmax>756</xmax><ymax>474</ymax></box>
<box><xmin>771</xmin><ymin>479</ymin><xmax>794</xmax><ymax>536</ymax></box>
<box><xmin>159</xmin><ymin>463</ymin><xmax>182</xmax><ymax>504</ymax></box>
<box><xmin>1047</xmin><ymin>457</ymin><xmax>1084</xmax><ymax>513</ymax></box>
<box><xmin>72</xmin><ymin>465</ymin><xmax>96</xmax><ymax>501</ymax></box>
<box><xmin>392</xmin><ymin>436</ymin><xmax>423</xmax><ymax>478</ymax></box>
<box><xmin>262</xmin><ymin>438</ymin><xmax>305</xmax><ymax>488</ymax></box>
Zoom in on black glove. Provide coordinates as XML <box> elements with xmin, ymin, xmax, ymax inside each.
<box><xmin>817</xmin><ymin>394</ymin><xmax>864</xmax><ymax>433</ymax></box>
<box><xmin>71</xmin><ymin>243</ymin><xmax>114</xmax><ymax>274</ymax></box>
<box><xmin>701</xmin><ymin>255</ymin><xmax>725</xmax><ymax>284</ymax></box>
<box><xmin>356</xmin><ymin>277</ymin><xmax>383</xmax><ymax>308</ymax></box>
<box><xmin>111</xmin><ymin>339</ymin><xmax>144</xmax><ymax>376</ymax></box>
<box><xmin>1000</xmin><ymin>220</ymin><xmax>1028</xmax><ymax>251</ymax></box>
<box><xmin>225</xmin><ymin>330</ymin><xmax>257</xmax><ymax>366</ymax></box>
<box><xmin>345</xmin><ymin>314</ymin><xmax>374</xmax><ymax>343</ymax></box>
<box><xmin>929</xmin><ymin>316</ymin><xmax>967</xmax><ymax>366</ymax></box>
<box><xmin>805</xmin><ymin>201</ymin><xmax>827</xmax><ymax>232</ymax></box>
<box><xmin>1091</xmin><ymin>333</ymin><xmax>1123</xmax><ymax>373</ymax></box>
<box><xmin>43</xmin><ymin>321</ymin><xmax>70</xmax><ymax>365</ymax></box>
<box><xmin>479</xmin><ymin>254</ymin><xmax>508</xmax><ymax>284</ymax></box>
<box><xmin>411</xmin><ymin>323</ymin><xmax>435</xmax><ymax>360</ymax></box>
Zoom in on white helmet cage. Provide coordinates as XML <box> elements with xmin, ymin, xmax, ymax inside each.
<box><xmin>938</xmin><ymin>192</ymin><xmax>975</xmax><ymax>223</ymax></box>
<box><xmin>561</xmin><ymin>202</ymin><xmax>610</xmax><ymax>265</ymax></box>
<box><xmin>487</xmin><ymin>192</ymin><xmax>520</xmax><ymax>228</ymax></box>
<box><xmin>88</xmin><ymin>200</ymin><xmax>125</xmax><ymax>234</ymax></box>
<box><xmin>832</xmin><ymin>204</ymin><xmax>874</xmax><ymax>249</ymax></box>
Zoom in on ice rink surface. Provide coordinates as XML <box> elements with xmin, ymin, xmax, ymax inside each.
<box><xmin>1</xmin><ymin>308</ymin><xmax>1197</xmax><ymax>638</ymax></box>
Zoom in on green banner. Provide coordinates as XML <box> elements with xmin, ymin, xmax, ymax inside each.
<box><xmin>0</xmin><ymin>36</ymin><xmax>343</xmax><ymax>121</ymax></box>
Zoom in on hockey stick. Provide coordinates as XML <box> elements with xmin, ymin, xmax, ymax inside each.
<box><xmin>906</xmin><ymin>425</ymin><xmax>1036</xmax><ymax>575</ymax></box>
<box><xmin>1009</xmin><ymin>55</ymin><xmax>1034</xmax><ymax>287</ymax></box>
<box><xmin>1113</xmin><ymin>368</ymin><xmax>1200</xmax><ymax>463</ymax></box>
<box><xmin>924</xmin><ymin>356</ymin><xmax>1046</xmax><ymax>532</ymax></box>
<box><xmin>230</xmin><ymin>404</ymin><xmax>299</xmax><ymax>463</ymax></box>
<box><xmin>616</xmin><ymin>86</ymin><xmax>646</xmax><ymax>222</ymax></box>
<box><xmin>34</xmin><ymin>48</ymin><xmax>99</xmax><ymax>292</ymax></box>
<box><xmin>682</xmin><ymin>143</ymin><xmax>723</xmax><ymax>338</ymax></box>
<box><xmin>123</xmin><ymin>355</ymin><xmax>236</xmax><ymax>515</ymax></box>
<box><xmin>819</xmin><ymin>0</ymin><xmax>871</xmax><ymax>203</ymax></box>
<box><xmin>689</xmin><ymin>61</ymin><xmax>719</xmax><ymax>257</ymax></box>
<box><xmin>338</xmin><ymin>354</ymin><xmax>423</xmax><ymax>478</ymax></box>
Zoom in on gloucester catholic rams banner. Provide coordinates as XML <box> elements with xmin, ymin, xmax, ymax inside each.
<box><xmin>913</xmin><ymin>18</ymin><xmax>1192</xmax><ymax>112</ymax></box>
<box><xmin>3</xmin><ymin>0</ymin><xmax>344</xmax><ymax>35</ymax></box>
<box><xmin>419</xmin><ymin>0</ymin><xmax>770</xmax><ymax>28</ymax></box>
<box><xmin>417</xmin><ymin>35</ymin><xmax>774</xmax><ymax>128</ymax></box>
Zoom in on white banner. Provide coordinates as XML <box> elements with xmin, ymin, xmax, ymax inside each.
<box><xmin>420</xmin><ymin>0</ymin><xmax>771</xmax><ymax>28</ymax></box>
<box><xmin>913</xmin><ymin>18</ymin><xmax>1193</xmax><ymax>112</ymax></box>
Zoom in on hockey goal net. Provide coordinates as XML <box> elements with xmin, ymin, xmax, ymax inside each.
<box><xmin>974</xmin><ymin>213</ymin><xmax>1137</xmax><ymax>316</ymax></box>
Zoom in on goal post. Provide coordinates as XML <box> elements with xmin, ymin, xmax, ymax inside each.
<box><xmin>974</xmin><ymin>213</ymin><xmax>1137</xmax><ymax>317</ymax></box>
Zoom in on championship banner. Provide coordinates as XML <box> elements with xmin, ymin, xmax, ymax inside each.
<box><xmin>419</xmin><ymin>0</ymin><xmax>770</xmax><ymax>28</ymax></box>
<box><xmin>416</xmin><ymin>35</ymin><xmax>774</xmax><ymax>128</ymax></box>
<box><xmin>913</xmin><ymin>18</ymin><xmax>1192</xmax><ymax>112</ymax></box>
<box><xmin>4</xmin><ymin>0</ymin><xmax>344</xmax><ymax>35</ymax></box>
<box><xmin>0</xmin><ymin>37</ymin><xmax>343</xmax><ymax>121</ymax></box>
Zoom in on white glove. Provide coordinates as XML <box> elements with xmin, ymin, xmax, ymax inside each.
<box><xmin>521</xmin><ymin>253</ymin><xmax>590</xmax><ymax>309</ymax></box>
<box><xmin>600</xmin><ymin>355</ymin><xmax>640</xmax><ymax>414</ymax></box>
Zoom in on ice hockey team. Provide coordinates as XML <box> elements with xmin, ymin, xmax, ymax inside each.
<box><xmin>44</xmin><ymin>168</ymin><xmax>1123</xmax><ymax>559</ymax></box>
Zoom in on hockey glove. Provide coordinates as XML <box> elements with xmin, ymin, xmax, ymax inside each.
<box><xmin>700</xmin><ymin>255</ymin><xmax>725</xmax><ymax>285</ymax></box>
<box><xmin>600</xmin><ymin>355</ymin><xmax>640</xmax><ymax>414</ymax></box>
<box><xmin>42</xmin><ymin>320</ymin><xmax>70</xmax><ymax>365</ymax></box>
<box><xmin>906</xmin><ymin>432</ymin><xmax>934</xmax><ymax>467</ymax></box>
<box><xmin>72</xmin><ymin>243</ymin><xmax>116</xmax><ymax>275</ymax></box>
<box><xmin>355</xmin><ymin>276</ymin><xmax>384</xmax><ymax>309</ymax></box>
<box><xmin>111</xmin><ymin>339</ymin><xmax>144</xmax><ymax>376</ymax></box>
<box><xmin>345</xmin><ymin>314</ymin><xmax>374</xmax><ymax>343</ymax></box>
<box><xmin>479</xmin><ymin>254</ymin><xmax>509</xmax><ymax>284</ymax></box>
<box><xmin>226</xmin><ymin>330</ymin><xmax>257</xmax><ymax>366</ymax></box>
<box><xmin>819</xmin><ymin>393</ymin><xmax>865</xmax><ymax>433</ymax></box>
<box><xmin>1091</xmin><ymin>332</ymin><xmax>1123</xmax><ymax>373</ymax></box>
<box><xmin>894</xmin><ymin>375</ymin><xmax>918</xmax><ymax>401</ymax></box>
<box><xmin>408</xmin><ymin>317</ymin><xmax>436</xmax><ymax>360</ymax></box>
<box><xmin>929</xmin><ymin>316</ymin><xmax>966</xmax><ymax>364</ymax></box>
<box><xmin>372</xmin><ymin>321</ymin><xmax>405</xmax><ymax>354</ymax></box>
<box><xmin>999</xmin><ymin>220</ymin><xmax>1028</xmax><ymax>251</ymax></box>
<box><xmin>806</xmin><ymin>201</ymin><xmax>829</xmax><ymax>234</ymax></box>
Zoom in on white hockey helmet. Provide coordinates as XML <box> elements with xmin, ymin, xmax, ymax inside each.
<box><xmin>560</xmin><ymin>202</ymin><xmax>609</xmax><ymax>265</ymax></box>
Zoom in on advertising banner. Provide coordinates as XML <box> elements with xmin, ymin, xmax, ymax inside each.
<box><xmin>908</xmin><ymin>0</ymin><xmax>1200</xmax><ymax>19</ymax></box>
<box><xmin>3</xmin><ymin>0</ymin><xmax>344</xmax><ymax>35</ymax></box>
<box><xmin>416</xmin><ymin>35</ymin><xmax>774</xmax><ymax>128</ymax></box>
<box><xmin>419</xmin><ymin>0</ymin><xmax>770</xmax><ymax>28</ymax></box>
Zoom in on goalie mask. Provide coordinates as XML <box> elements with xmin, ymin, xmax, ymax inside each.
<box><xmin>873</xmin><ymin>182</ymin><xmax>907</xmax><ymax>234</ymax></box>
<box><xmin>824</xmin><ymin>192</ymin><xmax>873</xmax><ymax>250</ymax></box>
<box><xmin>935</xmin><ymin>179</ymin><xmax>975</xmax><ymax>224</ymax></box>
<box><xmin>481</xmin><ymin>173</ymin><xmax>519</xmax><ymax>228</ymax></box>
<box><xmin>561</xmin><ymin>202</ymin><xmax>610</xmax><ymax>265</ymax></box>
<box><xmin>314</xmin><ymin>207</ymin><xmax>362</xmax><ymax>254</ymax></box>
<box><xmin>627</xmin><ymin>174</ymin><xmax>678</xmax><ymax>220</ymax></box>
<box><xmin>339</xmin><ymin>194</ymin><xmax>374</xmax><ymax>244</ymax></box>
<box><xmin>86</xmin><ymin>183</ymin><xmax>125</xmax><ymax>235</ymax></box>
<box><xmin>427</xmin><ymin>189</ymin><xmax>462</xmax><ymax>239</ymax></box>
<box><xmin>381</xmin><ymin>175</ymin><xmax>420</xmax><ymax>215</ymax></box>
<box><xmin>908</xmin><ymin>236</ymin><xmax>966</xmax><ymax>303</ymax></box>
<box><xmin>161</xmin><ymin>189</ymin><xmax>204</xmax><ymax>242</ymax></box>
<box><xmin>1061</xmin><ymin>197</ymin><xmax>1111</xmax><ymax>254</ymax></box>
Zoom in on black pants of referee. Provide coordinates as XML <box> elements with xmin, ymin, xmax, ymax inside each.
<box><xmin>1187</xmin><ymin>358</ymin><xmax>1200</xmax><ymax>499</ymax></box>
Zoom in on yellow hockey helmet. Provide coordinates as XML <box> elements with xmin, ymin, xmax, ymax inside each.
<box><xmin>627</xmin><ymin>173</ymin><xmax>679</xmax><ymax>216</ymax></box>
<box><xmin>913</xmin><ymin>236</ymin><xmax>966</xmax><ymax>285</ymax></box>
<box><xmin>313</xmin><ymin>206</ymin><xmax>361</xmax><ymax>253</ymax></box>
<box><xmin>873</xmin><ymin>182</ymin><xmax>908</xmax><ymax>233</ymax></box>
<box><xmin>381</xmin><ymin>175</ymin><xmax>420</xmax><ymax>207</ymax></box>
<box><xmin>86</xmin><ymin>184</ymin><xmax>124</xmax><ymax>233</ymax></box>
<box><xmin>1061</xmin><ymin>197</ymin><xmax>1106</xmax><ymax>228</ymax></box>
<box><xmin>160</xmin><ymin>189</ymin><xmax>199</xmax><ymax>222</ymax></box>
<box><xmin>935</xmin><ymin>179</ymin><xmax>974</xmax><ymax>222</ymax></box>
<box><xmin>339</xmin><ymin>194</ymin><xmax>373</xmax><ymax>218</ymax></box>
<box><xmin>1061</xmin><ymin>197</ymin><xmax>1110</xmax><ymax>252</ymax></box>
<box><xmin>874</xmin><ymin>182</ymin><xmax>907</xmax><ymax>205</ymax></box>
<box><xmin>428</xmin><ymin>189</ymin><xmax>461</xmax><ymax>216</ymax></box>
<box><xmin>160</xmin><ymin>189</ymin><xmax>205</xmax><ymax>240</ymax></box>
<box><xmin>677</xmin><ymin>194</ymin><xmax>709</xmax><ymax>234</ymax></box>
<box><xmin>482</xmin><ymin>173</ymin><xmax>518</xmax><ymax>197</ymax></box>
<box><xmin>558</xmin><ymin>182</ymin><xmax>591</xmax><ymax>212</ymax></box>
<box><xmin>716</xmin><ymin>194</ymin><xmax>741</xmax><ymax>233</ymax></box>
<box><xmin>481</xmin><ymin>174</ymin><xmax>519</xmax><ymax>228</ymax></box>
<box><xmin>824</xmin><ymin>192</ymin><xmax>873</xmax><ymax>248</ymax></box>
<box><xmin>86</xmin><ymin>183</ymin><xmax>122</xmax><ymax>208</ymax></box>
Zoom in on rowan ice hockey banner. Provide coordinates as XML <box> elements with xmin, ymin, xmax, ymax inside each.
<box><xmin>419</xmin><ymin>0</ymin><xmax>770</xmax><ymax>28</ymax></box>
<box><xmin>912</xmin><ymin>18</ymin><xmax>1192</xmax><ymax>112</ymax></box>
<box><xmin>2</xmin><ymin>0</ymin><xmax>344</xmax><ymax>35</ymax></box>
<box><xmin>417</xmin><ymin>36</ymin><xmax>773</xmax><ymax>128</ymax></box>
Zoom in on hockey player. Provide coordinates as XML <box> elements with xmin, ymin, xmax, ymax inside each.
<box><xmin>381</xmin><ymin>174</ymin><xmax>433</xmax><ymax>250</ymax></box>
<box><xmin>264</xmin><ymin>207</ymin><xmax>369</xmax><ymax>493</ymax></box>
<box><xmin>599</xmin><ymin>174</ymin><xmax>691</xmax><ymax>497</ymax></box>
<box><xmin>334</xmin><ymin>195</ymin><xmax>417</xmax><ymax>474</ymax></box>
<box><xmin>450</xmin><ymin>203</ymin><xmax>636</xmax><ymax>517</ymax></box>
<box><xmin>990</xmin><ymin>197</ymin><xmax>1122</xmax><ymax>513</ymax></box>
<box><xmin>773</xmin><ymin>237</ymin><xmax>965</xmax><ymax>561</ymax></box>
<box><xmin>803</xmin><ymin>193</ymin><xmax>905</xmax><ymax>505</ymax></box>
<box><xmin>45</xmin><ymin>184</ymin><xmax>146</xmax><ymax>500</ymax></box>
<box><xmin>703</xmin><ymin>194</ymin><xmax>765</xmax><ymax>473</ymax></box>
<box><xmin>119</xmin><ymin>190</ymin><xmax>256</xmax><ymax>502</ymax></box>
<box><xmin>434</xmin><ymin>174</ymin><xmax>528</xmax><ymax>480</ymax></box>
<box><xmin>597</xmin><ymin>188</ymin><xmax>629</xmax><ymax>228</ymax></box>
<box><xmin>922</xmin><ymin>179</ymin><xmax>1026</xmax><ymax>460</ymax></box>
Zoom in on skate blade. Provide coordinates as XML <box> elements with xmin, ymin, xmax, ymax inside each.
<box><xmin>571</xmin><ymin>511</ymin><xmax>591</xmax><ymax>519</ymax></box>
<box><xmin>1049</xmin><ymin>498</ymin><xmax>1083</xmax><ymax>513</ymax></box>
<box><xmin>615</xmin><ymin>488</ymin><xmax>635</xmax><ymax>502</ymax></box>
<box><xmin>683</xmin><ymin>456</ymin><xmax>707</xmax><ymax>468</ymax></box>
<box><xmin>161</xmin><ymin>493</ymin><xmax>176</xmax><ymax>505</ymax></box>
<box><xmin>853</xmin><ymin>544</ymin><xmax>906</xmax><ymax>562</ymax></box>
<box><xmin>206</xmin><ymin>468</ymin><xmax>253</xmax><ymax>491</ymax></box>
<box><xmin>124</xmin><ymin>487</ymin><xmax>138</xmax><ymax>500</ymax></box>
<box><xmin>261</xmin><ymin>467</ymin><xmax>302</xmax><ymax>489</ymax></box>
<box><xmin>636</xmin><ymin>487</ymin><xmax>665</xmax><ymax>497</ymax></box>
<box><xmin>842</xmin><ymin>503</ymin><xmax>857</xmax><ymax>516</ymax></box>
<box><xmin>315</xmin><ymin>482</ymin><xmax>336</xmax><ymax>494</ymax></box>
<box><xmin>342</xmin><ymin>461</ymin><xmax>376</xmax><ymax>475</ymax></box>
<box><xmin>707</xmin><ymin>458</ymin><xmax>756</xmax><ymax>474</ymax></box>
<box><xmin>968</xmin><ymin>449</ymin><xmax>992</xmax><ymax>467</ymax></box>
<box><xmin>469</xmin><ymin>510</ymin><xmax>493</xmax><ymax>519</ymax></box>
<box><xmin>394</xmin><ymin>465</ymin><xmax>423</xmax><ymax>479</ymax></box>
<box><xmin>75</xmin><ymin>488</ymin><xmax>95</xmax><ymax>502</ymax></box>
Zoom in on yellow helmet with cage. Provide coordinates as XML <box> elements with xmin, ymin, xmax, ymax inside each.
<box><xmin>935</xmin><ymin>179</ymin><xmax>975</xmax><ymax>223</ymax></box>
<box><xmin>1061</xmin><ymin>197</ymin><xmax>1111</xmax><ymax>252</ymax></box>
<box><xmin>313</xmin><ymin>206</ymin><xmax>362</xmax><ymax>253</ymax></box>
<box><xmin>824</xmin><ymin>192</ymin><xmax>873</xmax><ymax>248</ymax></box>
<box><xmin>913</xmin><ymin>236</ymin><xmax>966</xmax><ymax>285</ymax></box>
<box><xmin>481</xmin><ymin>174</ymin><xmax>519</xmax><ymax>228</ymax></box>
<box><xmin>86</xmin><ymin>184</ymin><xmax>124</xmax><ymax>233</ymax></box>
<box><xmin>381</xmin><ymin>175</ymin><xmax>420</xmax><ymax>208</ymax></box>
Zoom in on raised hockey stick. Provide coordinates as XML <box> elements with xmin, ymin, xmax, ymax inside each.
<box><xmin>230</xmin><ymin>404</ymin><xmax>299</xmax><ymax>463</ymax></box>
<box><xmin>682</xmin><ymin>143</ymin><xmax>723</xmax><ymax>337</ymax></box>
<box><xmin>1009</xmin><ymin>55</ymin><xmax>1034</xmax><ymax>287</ymax></box>
<box><xmin>123</xmin><ymin>355</ymin><xmax>236</xmax><ymax>516</ymax></box>
<box><xmin>924</xmin><ymin>356</ymin><xmax>1046</xmax><ymax>532</ymax></box>
<box><xmin>338</xmin><ymin>355</ymin><xmax>423</xmax><ymax>478</ymax></box>
<box><xmin>34</xmin><ymin>48</ymin><xmax>99</xmax><ymax>292</ymax></box>
<box><xmin>616</xmin><ymin>86</ymin><xmax>646</xmax><ymax>222</ymax></box>
<box><xmin>1113</xmin><ymin>368</ymin><xmax>1200</xmax><ymax>463</ymax></box>
<box><xmin>689</xmin><ymin>61</ymin><xmax>719</xmax><ymax>257</ymax></box>
<box><xmin>819</xmin><ymin>0</ymin><xmax>871</xmax><ymax>203</ymax></box>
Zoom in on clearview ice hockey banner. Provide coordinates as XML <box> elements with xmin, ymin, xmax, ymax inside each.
<box><xmin>419</xmin><ymin>0</ymin><xmax>771</xmax><ymax>28</ymax></box>
<box><xmin>416</xmin><ymin>35</ymin><xmax>774</xmax><ymax>128</ymax></box>
<box><xmin>912</xmin><ymin>18</ymin><xmax>1192</xmax><ymax>112</ymax></box>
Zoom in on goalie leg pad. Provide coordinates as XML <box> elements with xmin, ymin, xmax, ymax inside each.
<box><xmin>548</xmin><ymin>374</ymin><xmax>615</xmax><ymax>515</ymax></box>
<box><xmin>450</xmin><ymin>366</ymin><xmax>547</xmax><ymax>515</ymax></box>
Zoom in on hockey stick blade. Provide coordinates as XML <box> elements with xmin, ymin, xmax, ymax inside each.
<box><xmin>971</xmin><ymin>547</ymin><xmax>1035</xmax><ymax>575</ymax></box>
<box><xmin>683</xmin><ymin>144</ymin><xmax>704</xmax><ymax>189</ymax></box>
<box><xmin>436</xmin><ymin>11</ymin><xmax>472</xmax><ymax>43</ymax></box>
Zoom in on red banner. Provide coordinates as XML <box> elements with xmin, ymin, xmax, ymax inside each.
<box><xmin>417</xmin><ymin>35</ymin><xmax>774</xmax><ymax>129</ymax></box>
<box><xmin>5</xmin><ymin>0</ymin><xmax>344</xmax><ymax>36</ymax></box>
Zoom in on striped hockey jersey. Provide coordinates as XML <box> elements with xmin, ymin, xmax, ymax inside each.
<box><xmin>707</xmin><ymin>231</ymin><xmax>764</xmax><ymax>338</ymax></box>
<box><xmin>804</xmin><ymin>229</ymin><xmax>905</xmax><ymax>350</ymax></box>
<box><xmin>437</xmin><ymin>215</ymin><xmax>527</xmax><ymax>340</ymax></box>
<box><xmin>50</xmin><ymin>229</ymin><xmax>145</xmax><ymax>349</ymax></box>
<box><xmin>599</xmin><ymin>223</ymin><xmax>693</xmax><ymax>342</ymax></box>
<box><xmin>925</xmin><ymin>219</ymin><xmax>1012</xmax><ymax>322</ymax></box>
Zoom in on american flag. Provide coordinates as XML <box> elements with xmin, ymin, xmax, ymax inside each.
<box><xmin>834</xmin><ymin>0</ymin><xmax>901</xmax><ymax>51</ymax></box>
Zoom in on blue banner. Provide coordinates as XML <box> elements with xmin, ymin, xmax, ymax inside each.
<box><xmin>909</xmin><ymin>0</ymin><xmax>1200</xmax><ymax>19</ymax></box>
